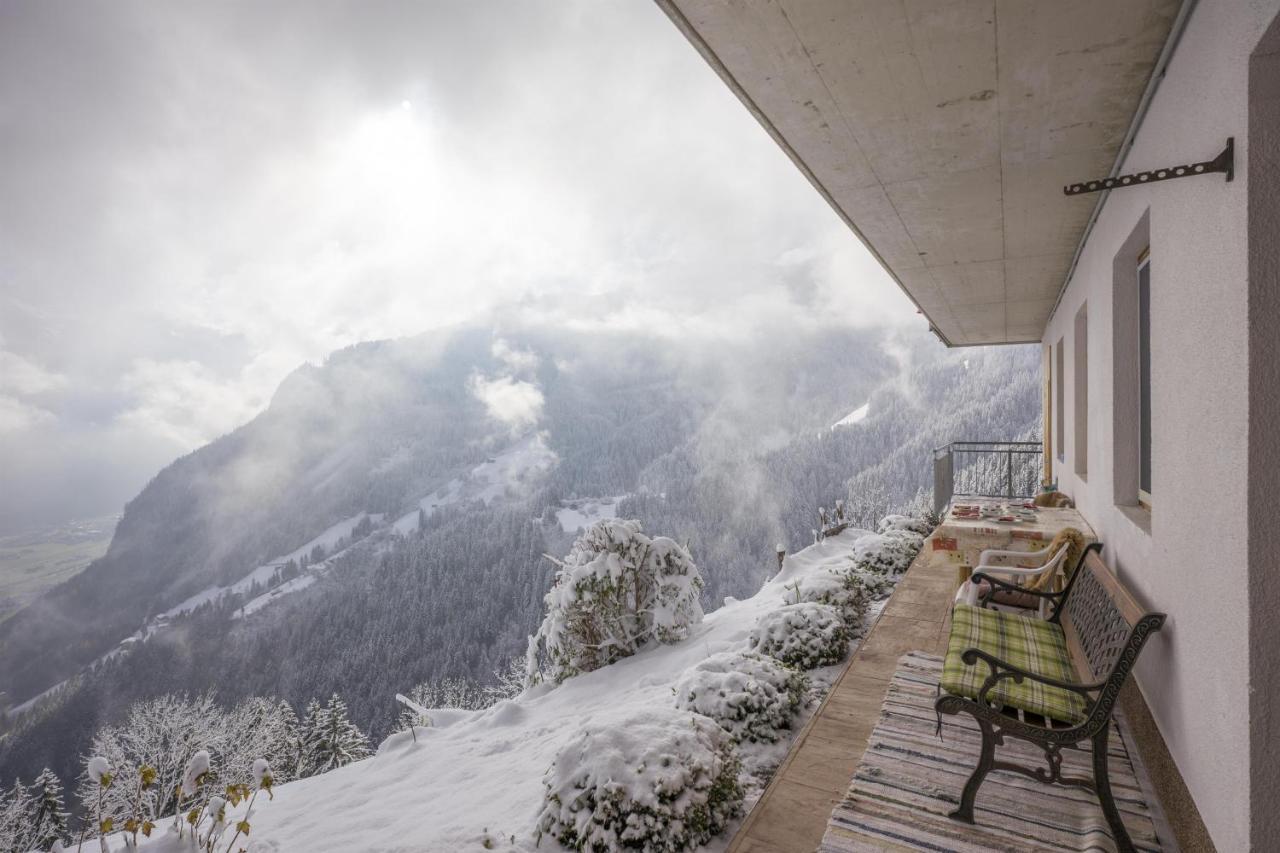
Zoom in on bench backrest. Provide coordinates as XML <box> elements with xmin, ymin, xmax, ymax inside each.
<box><xmin>1060</xmin><ymin>548</ymin><xmax>1164</xmax><ymax>684</ymax></box>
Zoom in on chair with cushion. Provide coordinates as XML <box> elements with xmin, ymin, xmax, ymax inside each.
<box><xmin>956</xmin><ymin>527</ymin><xmax>1087</xmax><ymax>617</ymax></box>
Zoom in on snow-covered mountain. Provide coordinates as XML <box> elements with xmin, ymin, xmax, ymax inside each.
<box><xmin>0</xmin><ymin>324</ymin><xmax>1040</xmax><ymax>794</ymax></box>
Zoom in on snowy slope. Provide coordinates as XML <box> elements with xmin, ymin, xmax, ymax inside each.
<box><xmin>554</xmin><ymin>496</ymin><xmax>625</xmax><ymax>533</ymax></box>
<box><xmin>831</xmin><ymin>401</ymin><xmax>870</xmax><ymax>429</ymax></box>
<box><xmin>392</xmin><ymin>433</ymin><xmax>556</xmax><ymax>535</ymax></box>
<box><xmin>115</xmin><ymin>528</ymin><xmax>887</xmax><ymax>853</ymax></box>
<box><xmin>162</xmin><ymin>513</ymin><xmax>378</xmax><ymax>619</ymax></box>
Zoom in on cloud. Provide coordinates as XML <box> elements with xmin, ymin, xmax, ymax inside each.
<box><xmin>0</xmin><ymin>350</ymin><xmax>68</xmax><ymax>396</ymax></box>
<box><xmin>0</xmin><ymin>395</ymin><xmax>55</xmax><ymax>433</ymax></box>
<box><xmin>492</xmin><ymin>339</ymin><xmax>539</xmax><ymax>374</ymax></box>
<box><xmin>0</xmin><ymin>0</ymin><xmax>922</xmax><ymax>524</ymax></box>
<box><xmin>116</xmin><ymin>358</ymin><xmax>272</xmax><ymax>450</ymax></box>
<box><xmin>468</xmin><ymin>374</ymin><xmax>545</xmax><ymax>432</ymax></box>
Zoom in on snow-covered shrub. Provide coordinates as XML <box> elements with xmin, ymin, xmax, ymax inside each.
<box><xmin>526</xmin><ymin>520</ymin><xmax>704</xmax><ymax>685</ymax></box>
<box><xmin>788</xmin><ymin>569</ymin><xmax>873</xmax><ymax>628</ymax></box>
<box><xmin>674</xmin><ymin>652</ymin><xmax>808</xmax><ymax>744</ymax></box>
<box><xmin>749</xmin><ymin>602</ymin><xmax>851</xmax><ymax>669</ymax></box>
<box><xmin>536</xmin><ymin>708</ymin><xmax>742</xmax><ymax>852</ymax></box>
<box><xmin>852</xmin><ymin>529</ymin><xmax>924</xmax><ymax>575</ymax></box>
<box><xmin>849</xmin><ymin>569</ymin><xmax>895</xmax><ymax>600</ymax></box>
<box><xmin>877</xmin><ymin>514</ymin><xmax>933</xmax><ymax>537</ymax></box>
<box><xmin>78</xmin><ymin>692</ymin><xmax>300</xmax><ymax>830</ymax></box>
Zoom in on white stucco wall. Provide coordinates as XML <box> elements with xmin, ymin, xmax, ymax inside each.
<box><xmin>1041</xmin><ymin>1</ymin><xmax>1280</xmax><ymax>848</ymax></box>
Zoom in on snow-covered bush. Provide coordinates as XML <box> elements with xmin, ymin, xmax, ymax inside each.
<box><xmin>877</xmin><ymin>513</ymin><xmax>933</xmax><ymax>537</ymax></box>
<box><xmin>849</xmin><ymin>569</ymin><xmax>895</xmax><ymax>600</ymax></box>
<box><xmin>749</xmin><ymin>602</ymin><xmax>851</xmax><ymax>669</ymax></box>
<box><xmin>526</xmin><ymin>520</ymin><xmax>704</xmax><ymax>685</ymax></box>
<box><xmin>536</xmin><ymin>708</ymin><xmax>742</xmax><ymax>852</ymax></box>
<box><xmin>852</xmin><ymin>529</ymin><xmax>924</xmax><ymax>575</ymax></box>
<box><xmin>78</xmin><ymin>692</ymin><xmax>301</xmax><ymax>831</ymax></box>
<box><xmin>674</xmin><ymin>652</ymin><xmax>807</xmax><ymax>744</ymax></box>
<box><xmin>788</xmin><ymin>569</ymin><xmax>873</xmax><ymax>628</ymax></box>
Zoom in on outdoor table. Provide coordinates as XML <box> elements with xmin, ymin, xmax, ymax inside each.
<box><xmin>926</xmin><ymin>499</ymin><xmax>1097</xmax><ymax>588</ymax></box>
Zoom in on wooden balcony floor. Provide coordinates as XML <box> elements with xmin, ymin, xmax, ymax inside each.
<box><xmin>727</xmin><ymin>543</ymin><xmax>956</xmax><ymax>853</ymax></box>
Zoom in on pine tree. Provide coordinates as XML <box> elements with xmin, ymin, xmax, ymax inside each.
<box><xmin>297</xmin><ymin>699</ymin><xmax>325</xmax><ymax>779</ymax></box>
<box><xmin>28</xmin><ymin>769</ymin><xmax>69</xmax><ymax>849</ymax></box>
<box><xmin>307</xmin><ymin>695</ymin><xmax>370</xmax><ymax>775</ymax></box>
<box><xmin>275</xmin><ymin>699</ymin><xmax>301</xmax><ymax>783</ymax></box>
<box><xmin>0</xmin><ymin>778</ymin><xmax>35</xmax><ymax>853</ymax></box>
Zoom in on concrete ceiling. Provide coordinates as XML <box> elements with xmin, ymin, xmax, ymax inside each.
<box><xmin>658</xmin><ymin>0</ymin><xmax>1180</xmax><ymax>345</ymax></box>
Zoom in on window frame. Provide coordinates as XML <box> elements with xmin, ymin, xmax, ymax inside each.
<box><xmin>1055</xmin><ymin>337</ymin><xmax>1065</xmax><ymax>463</ymax></box>
<box><xmin>1073</xmin><ymin>303</ymin><xmax>1088</xmax><ymax>478</ymax></box>
<box><xmin>1137</xmin><ymin>249</ymin><xmax>1152</xmax><ymax>509</ymax></box>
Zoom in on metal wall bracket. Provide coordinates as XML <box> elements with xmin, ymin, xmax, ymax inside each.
<box><xmin>1063</xmin><ymin>138</ymin><xmax>1233</xmax><ymax>195</ymax></box>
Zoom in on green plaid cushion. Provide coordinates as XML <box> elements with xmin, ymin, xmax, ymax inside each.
<box><xmin>940</xmin><ymin>603</ymin><xmax>1088</xmax><ymax>724</ymax></box>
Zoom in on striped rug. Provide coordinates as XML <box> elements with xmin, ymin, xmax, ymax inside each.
<box><xmin>819</xmin><ymin>652</ymin><xmax>1164</xmax><ymax>853</ymax></box>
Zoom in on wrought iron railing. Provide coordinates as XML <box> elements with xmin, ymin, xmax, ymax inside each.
<box><xmin>932</xmin><ymin>440</ymin><xmax>1043</xmax><ymax>515</ymax></box>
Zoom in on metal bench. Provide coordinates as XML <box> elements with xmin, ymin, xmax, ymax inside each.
<box><xmin>935</xmin><ymin>543</ymin><xmax>1166</xmax><ymax>852</ymax></box>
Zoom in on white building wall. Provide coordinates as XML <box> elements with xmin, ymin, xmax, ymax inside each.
<box><xmin>1040</xmin><ymin>1</ymin><xmax>1279</xmax><ymax>848</ymax></box>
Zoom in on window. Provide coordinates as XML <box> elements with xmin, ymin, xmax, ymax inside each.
<box><xmin>1074</xmin><ymin>304</ymin><xmax>1088</xmax><ymax>477</ymax></box>
<box><xmin>1055</xmin><ymin>337</ymin><xmax>1065</xmax><ymax>462</ymax></box>
<box><xmin>1111</xmin><ymin>211</ymin><xmax>1149</xmax><ymax>523</ymax></box>
<box><xmin>1138</xmin><ymin>251</ymin><xmax>1152</xmax><ymax>506</ymax></box>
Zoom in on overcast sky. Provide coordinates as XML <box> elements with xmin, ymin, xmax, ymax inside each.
<box><xmin>0</xmin><ymin>0</ymin><xmax>917</xmax><ymax>529</ymax></box>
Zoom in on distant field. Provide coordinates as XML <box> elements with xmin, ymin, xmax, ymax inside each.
<box><xmin>0</xmin><ymin>515</ymin><xmax>116</xmax><ymax>622</ymax></box>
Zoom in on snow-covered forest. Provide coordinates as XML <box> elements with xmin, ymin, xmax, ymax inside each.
<box><xmin>0</xmin><ymin>324</ymin><xmax>1041</xmax><ymax>843</ymax></box>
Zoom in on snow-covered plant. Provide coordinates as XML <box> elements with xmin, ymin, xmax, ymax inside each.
<box><xmin>394</xmin><ymin>676</ymin><xmax>487</xmax><ymax>732</ymax></box>
<box><xmin>526</xmin><ymin>520</ymin><xmax>704</xmax><ymax>685</ymax></box>
<box><xmin>483</xmin><ymin>655</ymin><xmax>527</xmax><ymax>703</ymax></box>
<box><xmin>122</xmin><ymin>764</ymin><xmax>157</xmax><ymax>846</ymax></box>
<box><xmin>852</xmin><ymin>529</ymin><xmax>924</xmax><ymax>575</ymax></box>
<box><xmin>177</xmin><ymin>750</ymin><xmax>211</xmax><ymax>839</ymax></box>
<box><xmin>79</xmin><ymin>694</ymin><xmax>224</xmax><ymax>829</ymax></box>
<box><xmin>674</xmin><ymin>652</ymin><xmax>808</xmax><ymax>743</ymax></box>
<box><xmin>182</xmin><ymin>750</ymin><xmax>211</xmax><ymax>798</ymax></box>
<box><xmin>787</xmin><ymin>569</ymin><xmax>873</xmax><ymax>628</ymax></box>
<box><xmin>536</xmin><ymin>708</ymin><xmax>743</xmax><ymax>852</ymax></box>
<box><xmin>221</xmin><ymin>697</ymin><xmax>301</xmax><ymax>789</ymax></box>
<box><xmin>849</xmin><ymin>569</ymin><xmax>895</xmax><ymax>600</ymax></box>
<box><xmin>197</xmin><ymin>794</ymin><xmax>227</xmax><ymax>850</ymax></box>
<box><xmin>220</xmin><ymin>758</ymin><xmax>273</xmax><ymax>853</ymax></box>
<box><xmin>395</xmin><ymin>692</ymin><xmax>433</xmax><ymax>734</ymax></box>
<box><xmin>877</xmin><ymin>513</ymin><xmax>933</xmax><ymax>537</ymax></box>
<box><xmin>87</xmin><ymin>755</ymin><xmax>113</xmax><ymax>852</ymax></box>
<box><xmin>749</xmin><ymin>602</ymin><xmax>851</xmax><ymax>669</ymax></box>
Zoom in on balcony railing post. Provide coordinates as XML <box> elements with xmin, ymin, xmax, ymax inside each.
<box><xmin>933</xmin><ymin>445</ymin><xmax>954</xmax><ymax>516</ymax></box>
<box><xmin>1007</xmin><ymin>447</ymin><xmax>1013</xmax><ymax>498</ymax></box>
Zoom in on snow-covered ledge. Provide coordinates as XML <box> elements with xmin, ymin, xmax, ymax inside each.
<box><xmin>106</xmin><ymin>525</ymin><xmax>923</xmax><ymax>852</ymax></box>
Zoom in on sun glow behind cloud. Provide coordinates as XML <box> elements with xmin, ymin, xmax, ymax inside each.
<box><xmin>0</xmin><ymin>0</ymin><xmax>917</xmax><ymax>526</ymax></box>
